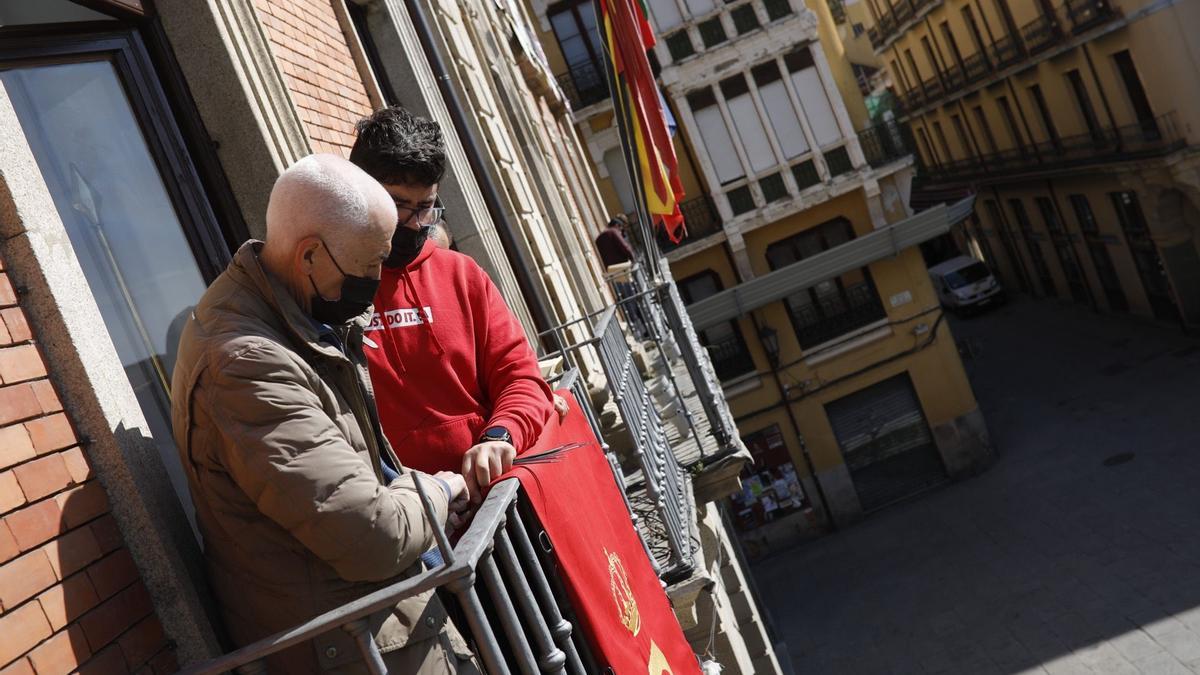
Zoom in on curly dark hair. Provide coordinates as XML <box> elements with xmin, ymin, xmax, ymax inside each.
<box><xmin>349</xmin><ymin>107</ymin><xmax>447</xmax><ymax>186</ymax></box>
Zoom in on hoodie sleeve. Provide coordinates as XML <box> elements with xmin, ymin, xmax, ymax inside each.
<box><xmin>475</xmin><ymin>270</ymin><xmax>555</xmax><ymax>453</ymax></box>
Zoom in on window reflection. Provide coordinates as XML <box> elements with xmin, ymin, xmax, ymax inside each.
<box><xmin>3</xmin><ymin>61</ymin><xmax>208</xmax><ymax>531</ymax></box>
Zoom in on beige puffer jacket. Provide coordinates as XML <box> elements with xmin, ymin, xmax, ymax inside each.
<box><xmin>171</xmin><ymin>242</ymin><xmax>463</xmax><ymax>673</ymax></box>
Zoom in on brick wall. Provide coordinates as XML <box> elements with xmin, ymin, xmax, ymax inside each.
<box><xmin>0</xmin><ymin>260</ymin><xmax>175</xmax><ymax>674</ymax></box>
<box><xmin>254</xmin><ymin>0</ymin><xmax>374</xmax><ymax>155</ymax></box>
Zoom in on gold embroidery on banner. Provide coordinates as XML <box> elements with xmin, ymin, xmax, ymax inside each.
<box><xmin>605</xmin><ymin>547</ymin><xmax>641</xmax><ymax>636</ymax></box>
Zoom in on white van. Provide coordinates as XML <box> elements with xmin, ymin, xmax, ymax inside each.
<box><xmin>929</xmin><ymin>256</ymin><xmax>1005</xmax><ymax>313</ymax></box>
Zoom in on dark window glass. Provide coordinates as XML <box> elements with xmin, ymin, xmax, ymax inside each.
<box><xmin>751</xmin><ymin>61</ymin><xmax>782</xmax><ymax>87</ymax></box>
<box><xmin>732</xmin><ymin>4</ymin><xmax>761</xmax><ymax>33</ymax></box>
<box><xmin>760</xmin><ymin>172</ymin><xmax>788</xmax><ymax>202</ymax></box>
<box><xmin>1066</xmin><ymin>70</ymin><xmax>1103</xmax><ymax>140</ymax></box>
<box><xmin>699</xmin><ymin>17</ymin><xmax>728</xmax><ymax>47</ymax></box>
<box><xmin>1112</xmin><ymin>50</ymin><xmax>1158</xmax><ymax>137</ymax></box>
<box><xmin>1028</xmin><ymin>84</ymin><xmax>1060</xmax><ymax>148</ymax></box>
<box><xmin>784</xmin><ymin>47</ymin><xmax>815</xmax><ymax>73</ymax></box>
<box><xmin>824</xmin><ymin>146</ymin><xmax>853</xmax><ymax>176</ymax></box>
<box><xmin>666</xmin><ymin>31</ymin><xmax>696</xmax><ymax>61</ymax></box>
<box><xmin>791</xmin><ymin>160</ymin><xmax>821</xmax><ymax>190</ymax></box>
<box><xmin>687</xmin><ymin>86</ymin><xmax>718</xmax><ymax>110</ymax></box>
<box><xmin>728</xmin><ymin>185</ymin><xmax>756</xmax><ymax>214</ymax></box>
<box><xmin>720</xmin><ymin>73</ymin><xmax>751</xmax><ymax>99</ymax></box>
<box><xmin>764</xmin><ymin>0</ymin><xmax>794</xmax><ymax>20</ymax></box>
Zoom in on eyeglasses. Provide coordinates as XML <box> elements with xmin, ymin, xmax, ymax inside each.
<box><xmin>396</xmin><ymin>201</ymin><xmax>445</xmax><ymax>227</ymax></box>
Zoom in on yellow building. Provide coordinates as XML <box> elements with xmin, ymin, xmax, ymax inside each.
<box><xmin>861</xmin><ymin>0</ymin><xmax>1200</xmax><ymax>325</ymax></box>
<box><xmin>529</xmin><ymin>0</ymin><xmax>992</xmax><ymax>558</ymax></box>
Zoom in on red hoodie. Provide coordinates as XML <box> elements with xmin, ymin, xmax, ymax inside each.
<box><xmin>364</xmin><ymin>239</ymin><xmax>554</xmax><ymax>474</ymax></box>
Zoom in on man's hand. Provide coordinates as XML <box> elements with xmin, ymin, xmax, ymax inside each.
<box><xmin>553</xmin><ymin>394</ymin><xmax>569</xmax><ymax>422</ymax></box>
<box><xmin>461</xmin><ymin>441</ymin><xmax>516</xmax><ymax>503</ymax></box>
<box><xmin>433</xmin><ymin>470</ymin><xmax>472</xmax><ymax>532</ymax></box>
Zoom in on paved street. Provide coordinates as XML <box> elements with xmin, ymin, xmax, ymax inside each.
<box><xmin>753</xmin><ymin>297</ymin><xmax>1200</xmax><ymax>674</ymax></box>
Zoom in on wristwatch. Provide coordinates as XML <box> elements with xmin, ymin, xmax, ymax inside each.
<box><xmin>479</xmin><ymin>426</ymin><xmax>512</xmax><ymax>445</ymax></box>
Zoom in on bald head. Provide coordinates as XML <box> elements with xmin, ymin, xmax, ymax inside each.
<box><xmin>261</xmin><ymin>154</ymin><xmax>396</xmax><ymax>313</ymax></box>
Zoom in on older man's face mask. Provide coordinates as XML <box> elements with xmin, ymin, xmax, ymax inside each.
<box><xmin>309</xmin><ymin>240</ymin><xmax>379</xmax><ymax>324</ymax></box>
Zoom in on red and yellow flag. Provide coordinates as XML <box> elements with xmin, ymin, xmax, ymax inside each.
<box><xmin>599</xmin><ymin>0</ymin><xmax>687</xmax><ymax>243</ymax></box>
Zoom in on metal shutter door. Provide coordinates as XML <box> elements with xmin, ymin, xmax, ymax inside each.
<box><xmin>825</xmin><ymin>373</ymin><xmax>947</xmax><ymax>512</ymax></box>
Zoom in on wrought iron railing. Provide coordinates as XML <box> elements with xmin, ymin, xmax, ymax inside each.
<box><xmin>1065</xmin><ymin>0</ymin><xmax>1115</xmax><ymax>31</ymax></box>
<box><xmin>962</xmin><ymin>51</ymin><xmax>991</xmax><ymax>84</ymax></box>
<box><xmin>177</xmin><ymin>476</ymin><xmax>596</xmax><ymax>674</ymax></box>
<box><xmin>555</xmin><ymin>60</ymin><xmax>609</xmax><ymax>110</ymax></box>
<box><xmin>790</xmin><ymin>282</ymin><xmax>887</xmax><ymax>349</ymax></box>
<box><xmin>1020</xmin><ymin>12</ymin><xmax>1064</xmax><ymax>54</ymax></box>
<box><xmin>921</xmin><ymin>112</ymin><xmax>1184</xmax><ymax>184</ymax></box>
<box><xmin>858</xmin><ymin>120</ymin><xmax>914</xmax><ymax>168</ymax></box>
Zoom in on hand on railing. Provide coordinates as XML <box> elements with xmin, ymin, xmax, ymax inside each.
<box><xmin>462</xmin><ymin>441</ymin><xmax>518</xmax><ymax>504</ymax></box>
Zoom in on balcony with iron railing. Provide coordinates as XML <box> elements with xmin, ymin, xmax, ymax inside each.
<box><xmin>891</xmin><ymin>0</ymin><xmax>1120</xmax><ymax>115</ymax></box>
<box><xmin>870</xmin><ymin>0</ymin><xmax>1117</xmax><ymax>67</ymax></box>
<box><xmin>920</xmin><ymin>112</ymin><xmax>1186</xmax><ymax>185</ymax></box>
<box><xmin>790</xmin><ymin>282</ymin><xmax>888</xmax><ymax>350</ymax></box>
<box><xmin>659</xmin><ymin>195</ymin><xmax>723</xmax><ymax>254</ymax></box>
<box><xmin>858</xmin><ymin>120</ymin><xmax>915</xmax><ymax>168</ymax></box>
<box><xmin>177</xmin><ymin>260</ymin><xmax>751</xmax><ymax>674</ymax></box>
<box><xmin>555</xmin><ymin>60</ymin><xmax>610</xmax><ymax>110</ymax></box>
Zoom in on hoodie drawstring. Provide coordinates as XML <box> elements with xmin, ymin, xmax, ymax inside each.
<box><xmin>401</xmin><ymin>269</ymin><xmax>446</xmax><ymax>356</ymax></box>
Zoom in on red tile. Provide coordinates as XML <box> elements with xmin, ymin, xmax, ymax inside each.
<box><xmin>0</xmin><ymin>274</ymin><xmax>16</xmax><ymax>308</ymax></box>
<box><xmin>78</xmin><ymin>584</ymin><xmax>152</xmax><ymax>652</ymax></box>
<box><xmin>0</xmin><ymin>345</ymin><xmax>46</xmax><ymax>385</ymax></box>
<box><xmin>0</xmin><ymin>602</ymin><xmax>51</xmax><ymax>670</ymax></box>
<box><xmin>0</xmin><ymin>308</ymin><xmax>30</xmax><ymax>343</ymax></box>
<box><xmin>12</xmin><ymin>454</ymin><xmax>72</xmax><ymax>502</ymax></box>
<box><xmin>116</xmin><ymin>616</ymin><xmax>164</xmax><ymax>670</ymax></box>
<box><xmin>0</xmin><ymin>549</ymin><xmax>57</xmax><ymax>610</ymax></box>
<box><xmin>0</xmin><ymin>520</ymin><xmax>17</xmax><ymax>563</ymax></box>
<box><xmin>0</xmin><ymin>383</ymin><xmax>41</xmax><ymax>427</ymax></box>
<box><xmin>60</xmin><ymin>447</ymin><xmax>92</xmax><ymax>484</ymax></box>
<box><xmin>41</xmin><ymin>526</ymin><xmax>102</xmax><ymax>579</ymax></box>
<box><xmin>37</xmin><ymin>571</ymin><xmax>100</xmax><ymax>631</ymax></box>
<box><xmin>55</xmin><ymin>482</ymin><xmax>108</xmax><ymax>530</ymax></box>
<box><xmin>24</xmin><ymin>414</ymin><xmax>76</xmax><ymax>455</ymax></box>
<box><xmin>0</xmin><ymin>424</ymin><xmax>34</xmax><ymax>471</ymax></box>
<box><xmin>3</xmin><ymin>498</ymin><xmax>63</xmax><ymax>551</ymax></box>
<box><xmin>73</xmin><ymin>645</ymin><xmax>128</xmax><ymax>675</ymax></box>
<box><xmin>87</xmin><ymin>550</ymin><xmax>139</xmax><ymax>601</ymax></box>
<box><xmin>0</xmin><ymin>471</ymin><xmax>26</xmax><ymax>516</ymax></box>
<box><xmin>88</xmin><ymin>516</ymin><xmax>123</xmax><ymax>555</ymax></box>
<box><xmin>28</xmin><ymin>624</ymin><xmax>91</xmax><ymax>675</ymax></box>
<box><xmin>30</xmin><ymin>380</ymin><xmax>62</xmax><ymax>415</ymax></box>
<box><xmin>0</xmin><ymin>656</ymin><xmax>34</xmax><ymax>675</ymax></box>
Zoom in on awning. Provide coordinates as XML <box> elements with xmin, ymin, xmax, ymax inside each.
<box><xmin>686</xmin><ymin>196</ymin><xmax>976</xmax><ymax>331</ymax></box>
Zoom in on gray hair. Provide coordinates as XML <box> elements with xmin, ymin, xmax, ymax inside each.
<box><xmin>264</xmin><ymin>154</ymin><xmax>396</xmax><ymax>260</ymax></box>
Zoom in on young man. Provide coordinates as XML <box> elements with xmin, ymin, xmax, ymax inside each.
<box><xmin>171</xmin><ymin>155</ymin><xmax>475</xmax><ymax>672</ymax></box>
<box><xmin>350</xmin><ymin>107</ymin><xmax>555</xmax><ymax>501</ymax></box>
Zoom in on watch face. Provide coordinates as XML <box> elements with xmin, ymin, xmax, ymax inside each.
<box><xmin>484</xmin><ymin>426</ymin><xmax>511</xmax><ymax>442</ymax></box>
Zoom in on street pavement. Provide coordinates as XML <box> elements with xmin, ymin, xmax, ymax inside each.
<box><xmin>752</xmin><ymin>296</ymin><xmax>1200</xmax><ymax>674</ymax></box>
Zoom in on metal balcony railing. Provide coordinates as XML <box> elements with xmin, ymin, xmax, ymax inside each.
<box><xmin>921</xmin><ymin>112</ymin><xmax>1185</xmax><ymax>184</ymax></box>
<box><xmin>1065</xmin><ymin>0</ymin><xmax>1116</xmax><ymax>31</ymax></box>
<box><xmin>1020</xmin><ymin>12</ymin><xmax>1064</xmax><ymax>54</ymax></box>
<box><xmin>962</xmin><ymin>51</ymin><xmax>991</xmax><ymax>84</ymax></box>
<box><xmin>177</xmin><ymin>475</ymin><xmax>597</xmax><ymax>675</ymax></box>
<box><xmin>858</xmin><ymin>120</ymin><xmax>914</xmax><ymax>168</ymax></box>
<box><xmin>791</xmin><ymin>283</ymin><xmax>887</xmax><ymax>349</ymax></box>
<box><xmin>555</xmin><ymin>60</ymin><xmax>609</xmax><ymax>110</ymax></box>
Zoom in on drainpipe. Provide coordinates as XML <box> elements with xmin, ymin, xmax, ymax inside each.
<box><xmin>399</xmin><ymin>0</ymin><xmax>559</xmax><ymax>341</ymax></box>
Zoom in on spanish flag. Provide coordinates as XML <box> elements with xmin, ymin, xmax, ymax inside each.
<box><xmin>599</xmin><ymin>0</ymin><xmax>687</xmax><ymax>243</ymax></box>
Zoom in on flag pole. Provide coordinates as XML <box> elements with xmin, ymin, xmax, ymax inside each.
<box><xmin>592</xmin><ymin>0</ymin><xmax>663</xmax><ymax>281</ymax></box>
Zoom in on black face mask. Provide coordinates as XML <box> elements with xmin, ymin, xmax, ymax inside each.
<box><xmin>309</xmin><ymin>241</ymin><xmax>380</xmax><ymax>325</ymax></box>
<box><xmin>385</xmin><ymin>225</ymin><xmax>431</xmax><ymax>269</ymax></box>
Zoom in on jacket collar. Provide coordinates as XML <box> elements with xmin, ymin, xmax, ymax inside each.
<box><xmin>228</xmin><ymin>241</ymin><xmax>371</xmax><ymax>360</ymax></box>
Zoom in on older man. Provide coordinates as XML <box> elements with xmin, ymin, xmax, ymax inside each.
<box><xmin>171</xmin><ymin>155</ymin><xmax>477</xmax><ymax>673</ymax></box>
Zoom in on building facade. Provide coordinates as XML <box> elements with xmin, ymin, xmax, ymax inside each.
<box><xmin>530</xmin><ymin>0</ymin><xmax>992</xmax><ymax>567</ymax></box>
<box><xmin>862</xmin><ymin>0</ymin><xmax>1200</xmax><ymax>326</ymax></box>
<box><xmin>0</xmin><ymin>0</ymin><xmax>780</xmax><ymax>672</ymax></box>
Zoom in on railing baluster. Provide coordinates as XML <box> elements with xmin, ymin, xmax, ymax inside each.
<box><xmin>480</xmin><ymin>554</ymin><xmax>541</xmax><ymax>675</ymax></box>
<box><xmin>449</xmin><ymin>574</ymin><xmax>511</xmax><ymax>675</ymax></box>
<box><xmin>494</xmin><ymin>524</ymin><xmax>568</xmax><ymax>674</ymax></box>
<box><xmin>342</xmin><ymin>619</ymin><xmax>387</xmax><ymax>675</ymax></box>
<box><xmin>507</xmin><ymin>511</ymin><xmax>588</xmax><ymax>675</ymax></box>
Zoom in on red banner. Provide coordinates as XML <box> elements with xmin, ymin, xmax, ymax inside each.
<box><xmin>506</xmin><ymin>391</ymin><xmax>699</xmax><ymax>674</ymax></box>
